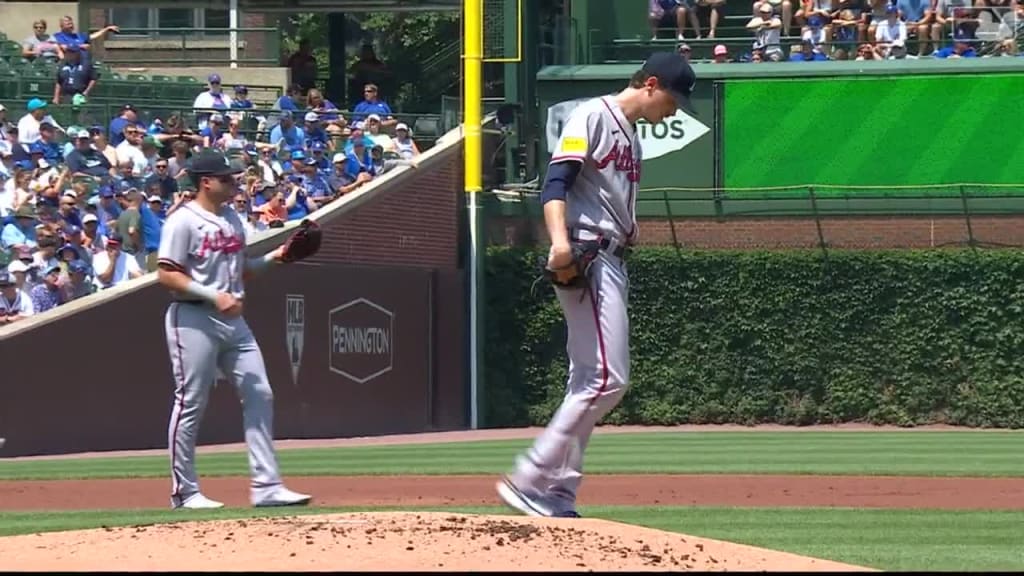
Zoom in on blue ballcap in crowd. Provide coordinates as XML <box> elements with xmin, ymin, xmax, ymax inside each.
<box><xmin>280</xmin><ymin>110</ymin><xmax>293</xmax><ymax>120</ymax></box>
<box><xmin>310</xmin><ymin>141</ymin><xmax>326</xmax><ymax>152</ymax></box>
<box><xmin>43</xmin><ymin>262</ymin><xmax>61</xmax><ymax>276</ymax></box>
<box><xmin>244</xmin><ymin>144</ymin><xmax>258</xmax><ymax>156</ymax></box>
<box><xmin>303</xmin><ymin>157</ymin><xmax>318</xmax><ymax>166</ymax></box>
<box><xmin>640</xmin><ymin>51</ymin><xmax>697</xmax><ymax>115</ymax></box>
<box><xmin>26</xmin><ymin>98</ymin><xmax>47</xmax><ymax>112</ymax></box>
<box><xmin>954</xmin><ymin>26</ymin><xmax>976</xmax><ymax>42</ymax></box>
<box><xmin>234</xmin><ymin>85</ymin><xmax>248</xmax><ymax>93</ymax></box>
<box><xmin>28</xmin><ymin>142</ymin><xmax>44</xmax><ymax>154</ymax></box>
<box><xmin>291</xmin><ymin>149</ymin><xmax>306</xmax><ymax>160</ymax></box>
<box><xmin>885</xmin><ymin>4</ymin><xmax>899</xmax><ymax>13</ymax></box>
<box><xmin>89</xmin><ymin>125</ymin><xmax>105</xmax><ymax>134</ymax></box>
<box><xmin>0</xmin><ymin>271</ymin><xmax>13</xmax><ymax>286</ymax></box>
<box><xmin>808</xmin><ymin>14</ymin><xmax>824</xmax><ymax>27</ymax></box>
<box><xmin>68</xmin><ymin>260</ymin><xmax>89</xmax><ymax>274</ymax></box>
<box><xmin>208</xmin><ymin>73</ymin><xmax>222</xmax><ymax>84</ymax></box>
<box><xmin>98</xmin><ymin>185</ymin><xmax>114</xmax><ymax>198</ymax></box>
<box><xmin>116</xmin><ymin>180</ymin><xmax>138</xmax><ymax>196</ymax></box>
<box><xmin>14</xmin><ymin>160</ymin><xmax>33</xmax><ymax>170</ymax></box>
<box><xmin>64</xmin><ymin>224</ymin><xmax>82</xmax><ymax>236</ymax></box>
<box><xmin>58</xmin><ymin>243</ymin><xmax>78</xmax><ymax>256</ymax></box>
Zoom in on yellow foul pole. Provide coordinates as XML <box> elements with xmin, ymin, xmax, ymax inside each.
<box><xmin>463</xmin><ymin>0</ymin><xmax>484</xmax><ymax>429</ymax></box>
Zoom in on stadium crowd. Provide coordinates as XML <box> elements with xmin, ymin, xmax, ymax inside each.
<box><xmin>0</xmin><ymin>70</ymin><xmax>421</xmax><ymax>324</ymax></box>
<box><xmin>651</xmin><ymin>0</ymin><xmax>1023</xmax><ymax>62</ymax></box>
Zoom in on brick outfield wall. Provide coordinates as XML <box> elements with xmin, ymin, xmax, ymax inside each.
<box><xmin>489</xmin><ymin>215</ymin><xmax>1024</xmax><ymax>249</ymax></box>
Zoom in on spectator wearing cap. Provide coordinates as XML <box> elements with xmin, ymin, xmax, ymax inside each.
<box><xmin>0</xmin><ymin>271</ymin><xmax>32</xmax><ymax>323</ymax></box>
<box><xmin>934</xmin><ymin>26</ymin><xmax>980</xmax><ymax>56</ymax></box>
<box><xmin>81</xmin><ymin>213</ymin><xmax>106</xmax><ymax>254</ymax></box>
<box><xmin>193</xmin><ymin>74</ymin><xmax>234</xmax><ymax>129</ymax></box>
<box><xmin>94</xmin><ymin>184</ymin><xmax>121</xmax><ymax>235</ymax></box>
<box><xmin>35</xmin><ymin>123</ymin><xmax>64</xmax><ymax>167</ymax></box>
<box><xmin>308</xmin><ymin>141</ymin><xmax>331</xmax><ymax>173</ymax></box>
<box><xmin>393</xmin><ymin>123</ymin><xmax>420</xmax><ymax>160</ymax></box>
<box><xmin>1</xmin><ymin>205</ymin><xmax>38</xmax><ymax>252</ymax></box>
<box><xmin>270</xmin><ymin>112</ymin><xmax>305</xmax><ymax>150</ymax></box>
<box><xmin>57</xmin><ymin>238</ymin><xmax>86</xmax><ymax>277</ymax></box>
<box><xmin>62</xmin><ymin>259</ymin><xmax>94</xmax><ymax>301</ymax></box>
<box><xmin>54</xmin><ymin>15</ymin><xmax>118</xmax><ymax>56</ymax></box>
<box><xmin>61</xmin><ymin>223</ymin><xmax>91</xmax><ymax>260</ymax></box>
<box><xmin>66</xmin><ymin>128</ymin><xmax>113</xmax><ymax>181</ymax></box>
<box><xmin>53</xmin><ymin>45</ymin><xmax>96</xmax><ymax>106</ymax></box>
<box><xmin>931</xmin><ymin>0</ymin><xmax>976</xmax><ymax>53</ymax></box>
<box><xmin>677</xmin><ymin>42</ymin><xmax>692</xmax><ymax>62</ymax></box>
<box><xmin>137</xmin><ymin>190</ymin><xmax>162</xmax><ymax>272</ymax></box>
<box><xmin>115</xmin><ymin>125</ymin><xmax>148</xmax><ymax>177</ymax></box>
<box><xmin>343</xmin><ymin>130</ymin><xmax>377</xmax><ymax>183</ymax></box>
<box><xmin>328</xmin><ymin>153</ymin><xmax>372</xmax><ymax>197</ymax></box>
<box><xmin>712</xmin><ymin>44</ymin><xmax>731</xmax><ymax>62</ymax></box>
<box><xmin>300</xmin><ymin>156</ymin><xmax>332</xmax><ymax>208</ymax></box>
<box><xmin>800</xmin><ymin>12</ymin><xmax>832</xmax><ymax>49</ymax></box>
<box><xmin>874</xmin><ymin>4</ymin><xmax>908</xmax><ymax>57</ymax></box>
<box><xmin>108</xmin><ymin>106</ymin><xmax>143</xmax><ymax>147</ymax></box>
<box><xmin>29</xmin><ymin>261</ymin><xmax>64</xmax><ymax>313</ymax></box>
<box><xmin>200</xmin><ymin>114</ymin><xmax>226</xmax><ymax>149</ymax></box>
<box><xmin>303</xmin><ymin>112</ymin><xmax>331</xmax><ymax>149</ymax></box>
<box><xmin>363</xmin><ymin>115</ymin><xmax>396</xmax><ymax>153</ymax></box>
<box><xmin>282</xmin><ymin>176</ymin><xmax>319</xmax><ymax>222</ymax></box>
<box><xmin>230</xmin><ymin>86</ymin><xmax>255</xmax><ymax>109</ymax></box>
<box><xmin>305</xmin><ymin>88</ymin><xmax>347</xmax><ymax>135</ymax></box>
<box><xmin>285</xmin><ymin>149</ymin><xmax>309</xmax><ymax>178</ymax></box>
<box><xmin>23</xmin><ymin>19</ymin><xmax>64</xmax><ymax>63</ymax></box>
<box><xmin>114</xmin><ymin>184</ymin><xmax>143</xmax><ymax>259</ymax></box>
<box><xmin>352</xmin><ymin>84</ymin><xmax>396</xmax><ymax>128</ymax></box>
<box><xmin>92</xmin><ymin>234</ymin><xmax>142</xmax><ymax>290</ymax></box>
<box><xmin>18</xmin><ymin>99</ymin><xmax>62</xmax><ymax>146</ymax></box>
<box><xmin>5</xmin><ymin>260</ymin><xmax>35</xmax><ymax>313</ymax></box>
<box><xmin>747</xmin><ymin>3</ymin><xmax>784</xmax><ymax>60</ymax></box>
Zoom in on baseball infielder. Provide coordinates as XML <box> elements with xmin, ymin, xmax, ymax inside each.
<box><xmin>157</xmin><ymin>148</ymin><xmax>311</xmax><ymax>510</ymax></box>
<box><xmin>497</xmin><ymin>52</ymin><xmax>697</xmax><ymax>518</ymax></box>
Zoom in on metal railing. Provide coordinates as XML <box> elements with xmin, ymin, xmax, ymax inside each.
<box><xmin>488</xmin><ymin>183</ymin><xmax>1024</xmax><ymax>249</ymax></box>
<box><xmin>95</xmin><ymin>27</ymin><xmax>281</xmax><ymax>66</ymax></box>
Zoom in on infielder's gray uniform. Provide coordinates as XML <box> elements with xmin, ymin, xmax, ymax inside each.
<box><xmin>509</xmin><ymin>95</ymin><xmax>639</xmax><ymax>514</ymax></box>
<box><xmin>158</xmin><ymin>203</ymin><xmax>283</xmax><ymax>505</ymax></box>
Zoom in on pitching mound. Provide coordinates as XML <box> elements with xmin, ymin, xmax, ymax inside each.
<box><xmin>0</xmin><ymin>512</ymin><xmax>875</xmax><ymax>572</ymax></box>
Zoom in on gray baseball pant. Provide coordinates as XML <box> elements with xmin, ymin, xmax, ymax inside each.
<box><xmin>509</xmin><ymin>253</ymin><xmax>630</xmax><ymax>513</ymax></box>
<box><xmin>164</xmin><ymin>301</ymin><xmax>283</xmax><ymax>502</ymax></box>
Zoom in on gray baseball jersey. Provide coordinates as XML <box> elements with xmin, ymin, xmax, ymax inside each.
<box><xmin>157</xmin><ymin>203</ymin><xmax>247</xmax><ymax>298</ymax></box>
<box><xmin>550</xmin><ymin>95</ymin><xmax>641</xmax><ymax>243</ymax></box>
<box><xmin>158</xmin><ymin>199</ymin><xmax>288</xmax><ymax>508</ymax></box>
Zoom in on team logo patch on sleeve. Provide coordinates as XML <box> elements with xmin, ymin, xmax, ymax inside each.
<box><xmin>559</xmin><ymin>137</ymin><xmax>587</xmax><ymax>154</ymax></box>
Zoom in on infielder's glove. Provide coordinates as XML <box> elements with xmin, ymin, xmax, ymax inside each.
<box><xmin>541</xmin><ymin>240</ymin><xmax>601</xmax><ymax>290</ymax></box>
<box><xmin>280</xmin><ymin>219</ymin><xmax>322</xmax><ymax>263</ymax></box>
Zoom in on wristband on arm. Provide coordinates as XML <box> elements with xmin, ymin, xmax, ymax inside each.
<box><xmin>183</xmin><ymin>280</ymin><xmax>221</xmax><ymax>305</ymax></box>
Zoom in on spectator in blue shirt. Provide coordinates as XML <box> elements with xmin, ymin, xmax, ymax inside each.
<box><xmin>309</xmin><ymin>141</ymin><xmax>331</xmax><ymax>173</ymax></box>
<box><xmin>934</xmin><ymin>28</ymin><xmax>979</xmax><ymax>58</ymax></box>
<box><xmin>302</xmin><ymin>112</ymin><xmax>330</xmax><ymax>149</ymax></box>
<box><xmin>1</xmin><ymin>205</ymin><xmax>38</xmax><ymax>252</ymax></box>
<box><xmin>300</xmin><ymin>158</ymin><xmax>333</xmax><ymax>209</ymax></box>
<box><xmin>790</xmin><ymin>39</ymin><xmax>829</xmax><ymax>60</ymax></box>
<box><xmin>138</xmin><ymin>197</ymin><xmax>161</xmax><ymax>271</ymax></box>
<box><xmin>344</xmin><ymin>130</ymin><xmax>376</xmax><ymax>182</ymax></box>
<box><xmin>231</xmin><ymin>85</ymin><xmax>254</xmax><ymax>109</ymax></box>
<box><xmin>270</xmin><ymin>111</ymin><xmax>305</xmax><ymax>149</ymax></box>
<box><xmin>108</xmin><ymin>105</ymin><xmax>142</xmax><ymax>147</ymax></box>
<box><xmin>54</xmin><ymin>15</ymin><xmax>118</xmax><ymax>65</ymax></box>
<box><xmin>283</xmin><ymin>175</ymin><xmax>318</xmax><ymax>221</ymax></box>
<box><xmin>275</xmin><ymin>84</ymin><xmax>302</xmax><ymax>112</ymax></box>
<box><xmin>35</xmin><ymin>124</ymin><xmax>63</xmax><ymax>165</ymax></box>
<box><xmin>351</xmin><ymin>83</ymin><xmax>396</xmax><ymax>128</ymax></box>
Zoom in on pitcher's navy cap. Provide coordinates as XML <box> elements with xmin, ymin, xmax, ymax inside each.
<box><xmin>641</xmin><ymin>51</ymin><xmax>698</xmax><ymax>115</ymax></box>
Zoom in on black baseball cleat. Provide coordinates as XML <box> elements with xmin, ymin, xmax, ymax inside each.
<box><xmin>553</xmin><ymin>510</ymin><xmax>582</xmax><ymax>518</ymax></box>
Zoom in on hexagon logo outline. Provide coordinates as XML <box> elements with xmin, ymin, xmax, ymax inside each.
<box><xmin>327</xmin><ymin>297</ymin><xmax>395</xmax><ymax>384</ymax></box>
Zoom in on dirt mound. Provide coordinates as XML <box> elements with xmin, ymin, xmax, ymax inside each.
<box><xmin>0</xmin><ymin>511</ymin><xmax>874</xmax><ymax>572</ymax></box>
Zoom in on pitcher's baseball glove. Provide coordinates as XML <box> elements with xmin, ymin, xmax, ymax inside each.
<box><xmin>280</xmin><ymin>219</ymin><xmax>322</xmax><ymax>263</ymax></box>
<box><xmin>542</xmin><ymin>240</ymin><xmax>601</xmax><ymax>289</ymax></box>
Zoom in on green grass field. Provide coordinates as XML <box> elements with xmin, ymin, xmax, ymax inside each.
<box><xmin>2</xmin><ymin>430</ymin><xmax>1023</xmax><ymax>571</ymax></box>
<box><xmin>2</xmin><ymin>431</ymin><xmax>1022</xmax><ymax>480</ymax></box>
